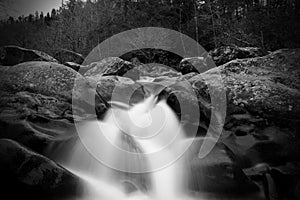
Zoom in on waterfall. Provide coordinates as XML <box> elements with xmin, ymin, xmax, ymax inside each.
<box><xmin>49</xmin><ymin>95</ymin><xmax>198</xmax><ymax>200</ymax></box>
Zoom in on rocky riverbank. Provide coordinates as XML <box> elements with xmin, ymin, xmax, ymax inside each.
<box><xmin>0</xmin><ymin>45</ymin><xmax>299</xmax><ymax>199</ymax></box>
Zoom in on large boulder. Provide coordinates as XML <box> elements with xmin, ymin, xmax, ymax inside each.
<box><xmin>0</xmin><ymin>61</ymin><xmax>107</xmax><ymax>118</ymax></box>
<box><xmin>151</xmin><ymin>71</ymin><xmax>212</xmax><ymax>137</ymax></box>
<box><xmin>0</xmin><ymin>139</ymin><xmax>82</xmax><ymax>200</ymax></box>
<box><xmin>209</xmin><ymin>46</ymin><xmax>268</xmax><ymax>66</ymax></box>
<box><xmin>0</xmin><ymin>46</ymin><xmax>58</xmax><ymax>66</ymax></box>
<box><xmin>54</xmin><ymin>49</ymin><xmax>84</xmax><ymax>64</ymax></box>
<box><xmin>186</xmin><ymin>49</ymin><xmax>300</xmax><ymax>198</ymax></box>
<box><xmin>89</xmin><ymin>75</ymin><xmax>146</xmax><ymax>105</ymax></box>
<box><xmin>84</xmin><ymin>57</ymin><xmax>136</xmax><ymax>78</ymax></box>
<box><xmin>0</xmin><ymin>61</ymin><xmax>84</xmax><ymax>100</ymax></box>
<box><xmin>189</xmin><ymin>48</ymin><xmax>300</xmax><ymax>130</ymax></box>
<box><xmin>156</xmin><ymin>49</ymin><xmax>300</xmax><ymax>173</ymax></box>
<box><xmin>0</xmin><ymin>91</ymin><xmax>74</xmax><ymax>120</ymax></box>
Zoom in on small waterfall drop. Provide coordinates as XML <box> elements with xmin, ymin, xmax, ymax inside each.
<box><xmin>50</xmin><ymin>95</ymin><xmax>198</xmax><ymax>200</ymax></box>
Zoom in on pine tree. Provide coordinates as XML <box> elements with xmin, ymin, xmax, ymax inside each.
<box><xmin>35</xmin><ymin>11</ymin><xmax>39</xmax><ymax>21</ymax></box>
<box><xmin>40</xmin><ymin>12</ymin><xmax>44</xmax><ymax>20</ymax></box>
<box><xmin>51</xmin><ymin>9</ymin><xmax>57</xmax><ymax>19</ymax></box>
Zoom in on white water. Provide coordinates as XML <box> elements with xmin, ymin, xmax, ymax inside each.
<box><xmin>53</xmin><ymin>95</ymin><xmax>198</xmax><ymax>200</ymax></box>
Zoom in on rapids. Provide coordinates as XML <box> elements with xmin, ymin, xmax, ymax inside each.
<box><xmin>51</xmin><ymin>95</ymin><xmax>198</xmax><ymax>200</ymax></box>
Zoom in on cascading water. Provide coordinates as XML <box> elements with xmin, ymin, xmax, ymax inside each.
<box><xmin>49</xmin><ymin>94</ymin><xmax>198</xmax><ymax>200</ymax></box>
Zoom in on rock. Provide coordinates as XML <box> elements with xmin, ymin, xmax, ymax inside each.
<box><xmin>0</xmin><ymin>114</ymin><xmax>77</xmax><ymax>154</ymax></box>
<box><xmin>178</xmin><ymin>56</ymin><xmax>215</xmax><ymax>75</ymax></box>
<box><xmin>209</xmin><ymin>46</ymin><xmax>268</xmax><ymax>66</ymax></box>
<box><xmin>0</xmin><ymin>61</ymin><xmax>108</xmax><ymax>118</ymax></box>
<box><xmin>84</xmin><ymin>57</ymin><xmax>181</xmax><ymax>80</ymax></box>
<box><xmin>120</xmin><ymin>48</ymin><xmax>182</xmax><ymax>71</ymax></box>
<box><xmin>184</xmin><ymin>137</ymin><xmax>259</xmax><ymax>194</ymax></box>
<box><xmin>163</xmin><ymin>84</ymin><xmax>201</xmax><ymax>124</ymax></box>
<box><xmin>220</xmin><ymin>121</ymin><xmax>300</xmax><ymax>170</ymax></box>
<box><xmin>55</xmin><ymin>49</ymin><xmax>84</xmax><ymax>64</ymax></box>
<box><xmin>245</xmin><ymin>142</ymin><xmax>284</xmax><ymax>166</ymax></box>
<box><xmin>189</xmin><ymin>48</ymin><xmax>300</xmax><ymax>130</ymax></box>
<box><xmin>0</xmin><ymin>45</ymin><xmax>58</xmax><ymax>66</ymax></box>
<box><xmin>84</xmin><ymin>57</ymin><xmax>136</xmax><ymax>78</ymax></box>
<box><xmin>134</xmin><ymin>63</ymin><xmax>182</xmax><ymax>78</ymax></box>
<box><xmin>149</xmin><ymin>72</ymin><xmax>209</xmax><ymax>136</ymax></box>
<box><xmin>244</xmin><ymin>162</ymin><xmax>300</xmax><ymax>200</ymax></box>
<box><xmin>0</xmin><ymin>61</ymin><xmax>81</xmax><ymax>100</ymax></box>
<box><xmin>63</xmin><ymin>62</ymin><xmax>82</xmax><ymax>72</ymax></box>
<box><xmin>0</xmin><ymin>46</ymin><xmax>298</xmax><ymax>199</ymax></box>
<box><xmin>220</xmin><ymin>130</ymin><xmax>288</xmax><ymax>168</ymax></box>
<box><xmin>0</xmin><ymin>91</ymin><xmax>74</xmax><ymax>120</ymax></box>
<box><xmin>0</xmin><ymin>139</ymin><xmax>82</xmax><ymax>200</ymax></box>
<box><xmin>152</xmin><ymin>72</ymin><xmax>198</xmax><ymax>83</ymax></box>
<box><xmin>186</xmin><ymin>49</ymin><xmax>300</xmax><ymax>173</ymax></box>
<box><xmin>90</xmin><ymin>75</ymin><xmax>146</xmax><ymax>105</ymax></box>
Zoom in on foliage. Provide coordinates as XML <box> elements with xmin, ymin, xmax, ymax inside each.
<box><xmin>0</xmin><ymin>0</ymin><xmax>299</xmax><ymax>57</ymax></box>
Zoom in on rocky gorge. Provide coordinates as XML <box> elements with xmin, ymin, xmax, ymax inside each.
<box><xmin>0</xmin><ymin>45</ymin><xmax>299</xmax><ymax>200</ymax></box>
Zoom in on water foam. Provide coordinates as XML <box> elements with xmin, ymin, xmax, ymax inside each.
<box><xmin>51</xmin><ymin>95</ymin><xmax>196</xmax><ymax>200</ymax></box>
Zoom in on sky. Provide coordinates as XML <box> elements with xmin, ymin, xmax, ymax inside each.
<box><xmin>1</xmin><ymin>0</ymin><xmax>63</xmax><ymax>19</ymax></box>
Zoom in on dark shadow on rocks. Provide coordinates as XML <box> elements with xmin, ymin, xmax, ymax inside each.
<box><xmin>0</xmin><ymin>139</ymin><xmax>84</xmax><ymax>200</ymax></box>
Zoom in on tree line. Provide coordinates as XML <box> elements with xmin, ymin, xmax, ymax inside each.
<box><xmin>0</xmin><ymin>0</ymin><xmax>299</xmax><ymax>57</ymax></box>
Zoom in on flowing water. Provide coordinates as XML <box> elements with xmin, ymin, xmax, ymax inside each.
<box><xmin>47</xmin><ymin>92</ymin><xmax>265</xmax><ymax>200</ymax></box>
<box><xmin>49</xmin><ymin>94</ymin><xmax>201</xmax><ymax>200</ymax></box>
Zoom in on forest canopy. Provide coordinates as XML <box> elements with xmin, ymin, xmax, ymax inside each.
<box><xmin>0</xmin><ymin>0</ymin><xmax>299</xmax><ymax>57</ymax></box>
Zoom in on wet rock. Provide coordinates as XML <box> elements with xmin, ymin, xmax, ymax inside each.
<box><xmin>220</xmin><ymin>124</ymin><xmax>300</xmax><ymax>169</ymax></box>
<box><xmin>244</xmin><ymin>162</ymin><xmax>300</xmax><ymax>200</ymax></box>
<box><xmin>90</xmin><ymin>75</ymin><xmax>146</xmax><ymax>105</ymax></box>
<box><xmin>84</xmin><ymin>57</ymin><xmax>136</xmax><ymax>78</ymax></box>
<box><xmin>0</xmin><ymin>139</ymin><xmax>82</xmax><ymax>200</ymax></box>
<box><xmin>0</xmin><ymin>114</ymin><xmax>77</xmax><ymax>154</ymax></box>
<box><xmin>245</xmin><ymin>142</ymin><xmax>284</xmax><ymax>166</ymax></box>
<box><xmin>209</xmin><ymin>46</ymin><xmax>268</xmax><ymax>66</ymax></box>
<box><xmin>55</xmin><ymin>49</ymin><xmax>84</xmax><ymax>64</ymax></box>
<box><xmin>151</xmin><ymin>73</ymin><xmax>210</xmax><ymax>136</ymax></box>
<box><xmin>192</xmin><ymin>48</ymin><xmax>300</xmax><ymax>169</ymax></box>
<box><xmin>0</xmin><ymin>46</ymin><xmax>298</xmax><ymax>199</ymax></box>
<box><xmin>165</xmin><ymin>85</ymin><xmax>201</xmax><ymax>124</ymax></box>
<box><xmin>0</xmin><ymin>45</ymin><xmax>58</xmax><ymax>66</ymax></box>
<box><xmin>184</xmin><ymin>138</ymin><xmax>259</xmax><ymax>194</ymax></box>
<box><xmin>183</xmin><ymin>48</ymin><xmax>300</xmax><ymax>196</ymax></box>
